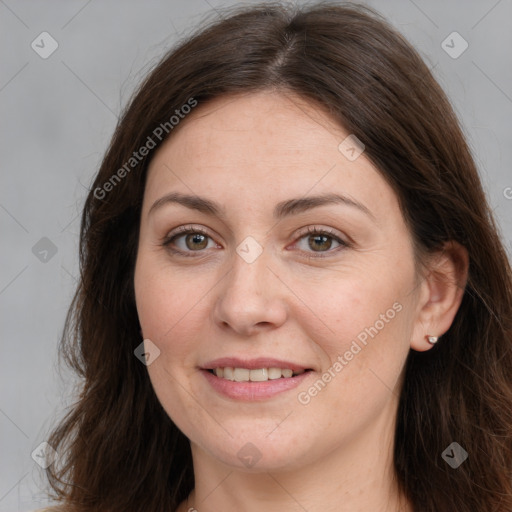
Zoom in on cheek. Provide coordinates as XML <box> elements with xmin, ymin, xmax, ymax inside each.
<box><xmin>134</xmin><ymin>251</ymin><xmax>220</xmax><ymax>371</ymax></box>
<box><xmin>295</xmin><ymin>267</ymin><xmax>412</xmax><ymax>354</ymax></box>
<box><xmin>136</xmin><ymin>252</ymin><xmax>196</xmax><ymax>336</ymax></box>
<box><xmin>288</xmin><ymin>257</ymin><xmax>416</xmax><ymax>411</ymax></box>
<box><xmin>291</xmin><ymin>281</ymin><xmax>412</xmax><ymax>439</ymax></box>
<box><xmin>134</xmin><ymin>253</ymin><xmax>211</xmax><ymax>431</ymax></box>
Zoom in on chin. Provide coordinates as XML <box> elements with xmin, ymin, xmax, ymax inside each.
<box><xmin>187</xmin><ymin>416</ymin><xmax>325</xmax><ymax>472</ymax></box>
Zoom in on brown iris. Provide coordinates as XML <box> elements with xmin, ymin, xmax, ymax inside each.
<box><xmin>185</xmin><ymin>233</ymin><xmax>208</xmax><ymax>250</ymax></box>
<box><xmin>308</xmin><ymin>234</ymin><xmax>332</xmax><ymax>252</ymax></box>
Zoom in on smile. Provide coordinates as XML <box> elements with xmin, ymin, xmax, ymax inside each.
<box><xmin>210</xmin><ymin>367</ymin><xmax>307</xmax><ymax>381</ymax></box>
<box><xmin>202</xmin><ymin>367</ymin><xmax>313</xmax><ymax>401</ymax></box>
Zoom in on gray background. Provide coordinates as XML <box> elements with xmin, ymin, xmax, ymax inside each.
<box><xmin>1</xmin><ymin>0</ymin><xmax>511</xmax><ymax>510</ymax></box>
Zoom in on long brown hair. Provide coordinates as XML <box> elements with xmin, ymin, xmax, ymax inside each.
<box><xmin>45</xmin><ymin>2</ymin><xmax>512</xmax><ymax>511</ymax></box>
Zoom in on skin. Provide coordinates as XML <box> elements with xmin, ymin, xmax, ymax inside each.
<box><xmin>134</xmin><ymin>90</ymin><xmax>468</xmax><ymax>512</ymax></box>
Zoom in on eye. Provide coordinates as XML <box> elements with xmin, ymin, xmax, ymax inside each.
<box><xmin>293</xmin><ymin>226</ymin><xmax>349</xmax><ymax>258</ymax></box>
<box><xmin>161</xmin><ymin>225</ymin><xmax>219</xmax><ymax>256</ymax></box>
<box><xmin>161</xmin><ymin>225</ymin><xmax>350</xmax><ymax>259</ymax></box>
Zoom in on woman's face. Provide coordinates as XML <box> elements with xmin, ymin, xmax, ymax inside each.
<box><xmin>134</xmin><ymin>90</ymin><xmax>424</xmax><ymax>471</ymax></box>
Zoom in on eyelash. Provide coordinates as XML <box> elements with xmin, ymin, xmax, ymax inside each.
<box><xmin>161</xmin><ymin>225</ymin><xmax>350</xmax><ymax>259</ymax></box>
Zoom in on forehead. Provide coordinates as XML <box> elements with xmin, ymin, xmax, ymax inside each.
<box><xmin>143</xmin><ymin>91</ymin><xmax>400</xmax><ymax>223</ymax></box>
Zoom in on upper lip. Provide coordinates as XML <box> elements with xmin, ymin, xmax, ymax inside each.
<box><xmin>201</xmin><ymin>357</ymin><xmax>313</xmax><ymax>372</ymax></box>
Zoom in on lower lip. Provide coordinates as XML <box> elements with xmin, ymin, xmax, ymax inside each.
<box><xmin>201</xmin><ymin>369</ymin><xmax>312</xmax><ymax>401</ymax></box>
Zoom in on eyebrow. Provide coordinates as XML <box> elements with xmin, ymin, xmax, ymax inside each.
<box><xmin>148</xmin><ymin>191</ymin><xmax>376</xmax><ymax>222</ymax></box>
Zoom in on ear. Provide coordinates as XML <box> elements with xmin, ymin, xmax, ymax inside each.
<box><xmin>410</xmin><ymin>241</ymin><xmax>469</xmax><ymax>352</ymax></box>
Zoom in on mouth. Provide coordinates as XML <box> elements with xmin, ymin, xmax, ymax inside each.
<box><xmin>200</xmin><ymin>358</ymin><xmax>315</xmax><ymax>401</ymax></box>
<box><xmin>206</xmin><ymin>367</ymin><xmax>312</xmax><ymax>381</ymax></box>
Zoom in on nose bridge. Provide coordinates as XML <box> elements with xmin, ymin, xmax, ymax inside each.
<box><xmin>225</xmin><ymin>230</ymin><xmax>270</xmax><ymax>288</ymax></box>
<box><xmin>225</xmin><ymin>242</ymin><xmax>272</xmax><ymax>304</ymax></box>
<box><xmin>213</xmin><ymin>241</ymin><xmax>287</xmax><ymax>333</ymax></box>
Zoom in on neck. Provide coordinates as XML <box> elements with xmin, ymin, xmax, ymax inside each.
<box><xmin>179</xmin><ymin>409</ymin><xmax>413</xmax><ymax>512</ymax></box>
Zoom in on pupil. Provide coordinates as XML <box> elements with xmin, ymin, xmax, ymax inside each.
<box><xmin>310</xmin><ymin>235</ymin><xmax>331</xmax><ymax>251</ymax></box>
<box><xmin>187</xmin><ymin>233</ymin><xmax>207</xmax><ymax>250</ymax></box>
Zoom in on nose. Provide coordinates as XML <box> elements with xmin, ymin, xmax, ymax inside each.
<box><xmin>212</xmin><ymin>247</ymin><xmax>288</xmax><ymax>337</ymax></box>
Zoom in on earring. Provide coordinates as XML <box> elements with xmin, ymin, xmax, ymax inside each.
<box><xmin>426</xmin><ymin>335</ymin><xmax>438</xmax><ymax>344</ymax></box>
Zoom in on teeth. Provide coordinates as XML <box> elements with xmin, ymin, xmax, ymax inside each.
<box><xmin>250</xmin><ymin>368</ymin><xmax>268</xmax><ymax>382</ymax></box>
<box><xmin>268</xmin><ymin>367</ymin><xmax>282</xmax><ymax>380</ymax></box>
<box><xmin>213</xmin><ymin>367</ymin><xmax>306</xmax><ymax>381</ymax></box>
<box><xmin>233</xmin><ymin>368</ymin><xmax>250</xmax><ymax>382</ymax></box>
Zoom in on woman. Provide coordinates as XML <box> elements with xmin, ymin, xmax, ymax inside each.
<box><xmin>41</xmin><ymin>2</ymin><xmax>512</xmax><ymax>511</ymax></box>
